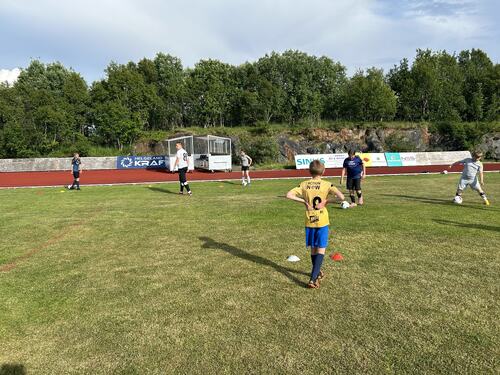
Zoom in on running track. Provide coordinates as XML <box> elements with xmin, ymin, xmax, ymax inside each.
<box><xmin>1</xmin><ymin>164</ymin><xmax>499</xmax><ymax>188</ymax></box>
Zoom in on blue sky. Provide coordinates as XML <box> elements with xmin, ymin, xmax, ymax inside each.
<box><xmin>0</xmin><ymin>0</ymin><xmax>498</xmax><ymax>84</ymax></box>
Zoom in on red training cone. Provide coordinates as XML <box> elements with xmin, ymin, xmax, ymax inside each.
<box><xmin>330</xmin><ymin>252</ymin><xmax>343</xmax><ymax>261</ymax></box>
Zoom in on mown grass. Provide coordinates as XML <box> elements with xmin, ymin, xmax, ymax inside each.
<box><xmin>0</xmin><ymin>174</ymin><xmax>499</xmax><ymax>374</ymax></box>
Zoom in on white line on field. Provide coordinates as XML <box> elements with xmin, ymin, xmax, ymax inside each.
<box><xmin>2</xmin><ymin>170</ymin><xmax>498</xmax><ymax>189</ymax></box>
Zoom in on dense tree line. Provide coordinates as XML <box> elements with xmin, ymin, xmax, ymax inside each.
<box><xmin>0</xmin><ymin>49</ymin><xmax>498</xmax><ymax>157</ymax></box>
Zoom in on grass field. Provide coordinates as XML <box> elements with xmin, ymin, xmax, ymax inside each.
<box><xmin>1</xmin><ymin>174</ymin><xmax>499</xmax><ymax>374</ymax></box>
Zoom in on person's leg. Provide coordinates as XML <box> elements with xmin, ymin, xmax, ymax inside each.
<box><xmin>241</xmin><ymin>170</ymin><xmax>246</xmax><ymax>184</ymax></box>
<box><xmin>456</xmin><ymin>178</ymin><xmax>468</xmax><ymax>199</ymax></box>
<box><xmin>311</xmin><ymin>247</ymin><xmax>326</xmax><ymax>282</ymax></box>
<box><xmin>182</xmin><ymin>168</ymin><xmax>191</xmax><ymax>194</ymax></box>
<box><xmin>355</xmin><ymin>179</ymin><xmax>362</xmax><ymax>204</ymax></box>
<box><xmin>349</xmin><ymin>190</ymin><xmax>356</xmax><ymax>204</ymax></box>
<box><xmin>310</xmin><ymin>226</ymin><xmax>328</xmax><ymax>283</ymax></box>
<box><xmin>472</xmin><ymin>179</ymin><xmax>489</xmax><ymax>205</ymax></box>
<box><xmin>246</xmin><ymin>170</ymin><xmax>251</xmax><ymax>184</ymax></box>
<box><xmin>179</xmin><ymin>168</ymin><xmax>185</xmax><ymax>193</ymax></box>
<box><xmin>75</xmin><ymin>177</ymin><xmax>80</xmax><ymax>190</ymax></box>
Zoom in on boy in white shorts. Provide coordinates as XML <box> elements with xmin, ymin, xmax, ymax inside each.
<box><xmin>449</xmin><ymin>151</ymin><xmax>489</xmax><ymax>205</ymax></box>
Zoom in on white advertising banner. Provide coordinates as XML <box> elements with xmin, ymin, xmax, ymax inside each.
<box><xmin>400</xmin><ymin>152</ymin><xmax>418</xmax><ymax>166</ymax></box>
<box><xmin>358</xmin><ymin>153</ymin><xmax>387</xmax><ymax>167</ymax></box>
<box><xmin>294</xmin><ymin>153</ymin><xmax>348</xmax><ymax>169</ymax></box>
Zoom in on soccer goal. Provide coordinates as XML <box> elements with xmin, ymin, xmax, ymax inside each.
<box><xmin>165</xmin><ymin>135</ymin><xmax>194</xmax><ymax>171</ymax></box>
<box><xmin>193</xmin><ymin>135</ymin><xmax>232</xmax><ymax>172</ymax></box>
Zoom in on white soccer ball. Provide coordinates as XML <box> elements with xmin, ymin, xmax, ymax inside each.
<box><xmin>453</xmin><ymin>196</ymin><xmax>463</xmax><ymax>204</ymax></box>
<box><xmin>67</xmin><ymin>184</ymin><xmax>72</xmax><ymax>189</ymax></box>
<box><xmin>341</xmin><ymin>201</ymin><xmax>351</xmax><ymax>209</ymax></box>
<box><xmin>442</xmin><ymin>170</ymin><xmax>448</xmax><ymax>174</ymax></box>
<box><xmin>242</xmin><ymin>181</ymin><xmax>247</xmax><ymax>186</ymax></box>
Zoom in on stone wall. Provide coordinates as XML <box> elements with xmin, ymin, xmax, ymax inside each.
<box><xmin>0</xmin><ymin>157</ymin><xmax>117</xmax><ymax>172</ymax></box>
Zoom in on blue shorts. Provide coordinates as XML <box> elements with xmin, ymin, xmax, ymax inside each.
<box><xmin>305</xmin><ymin>226</ymin><xmax>329</xmax><ymax>248</ymax></box>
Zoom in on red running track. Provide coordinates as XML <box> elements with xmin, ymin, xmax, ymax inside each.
<box><xmin>1</xmin><ymin>163</ymin><xmax>499</xmax><ymax>188</ymax></box>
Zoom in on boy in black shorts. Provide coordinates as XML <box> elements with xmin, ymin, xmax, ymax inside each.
<box><xmin>340</xmin><ymin>150</ymin><xmax>365</xmax><ymax>206</ymax></box>
<box><xmin>240</xmin><ymin>150</ymin><xmax>252</xmax><ymax>186</ymax></box>
<box><xmin>68</xmin><ymin>153</ymin><xmax>82</xmax><ymax>190</ymax></box>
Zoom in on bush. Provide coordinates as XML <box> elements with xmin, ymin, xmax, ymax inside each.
<box><xmin>239</xmin><ymin>136</ymin><xmax>279</xmax><ymax>165</ymax></box>
<box><xmin>429</xmin><ymin>121</ymin><xmax>497</xmax><ymax>150</ymax></box>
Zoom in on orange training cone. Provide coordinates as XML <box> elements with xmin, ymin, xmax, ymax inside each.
<box><xmin>330</xmin><ymin>252</ymin><xmax>343</xmax><ymax>261</ymax></box>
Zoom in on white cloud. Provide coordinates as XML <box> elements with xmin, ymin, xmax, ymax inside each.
<box><xmin>0</xmin><ymin>0</ymin><xmax>497</xmax><ymax>82</ymax></box>
<box><xmin>0</xmin><ymin>68</ymin><xmax>21</xmax><ymax>85</ymax></box>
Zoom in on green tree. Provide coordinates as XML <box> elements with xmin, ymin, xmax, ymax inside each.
<box><xmin>185</xmin><ymin>59</ymin><xmax>236</xmax><ymax>127</ymax></box>
<box><xmin>343</xmin><ymin>68</ymin><xmax>396</xmax><ymax>121</ymax></box>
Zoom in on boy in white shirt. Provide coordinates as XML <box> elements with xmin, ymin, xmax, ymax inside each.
<box><xmin>449</xmin><ymin>151</ymin><xmax>489</xmax><ymax>205</ymax></box>
<box><xmin>174</xmin><ymin>142</ymin><xmax>192</xmax><ymax>196</ymax></box>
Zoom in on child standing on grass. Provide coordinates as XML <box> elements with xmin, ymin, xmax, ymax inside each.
<box><xmin>68</xmin><ymin>153</ymin><xmax>82</xmax><ymax>190</ymax></box>
<box><xmin>340</xmin><ymin>150</ymin><xmax>366</xmax><ymax>206</ymax></box>
<box><xmin>240</xmin><ymin>150</ymin><xmax>253</xmax><ymax>186</ymax></box>
<box><xmin>449</xmin><ymin>151</ymin><xmax>490</xmax><ymax>205</ymax></box>
<box><xmin>286</xmin><ymin>160</ymin><xmax>344</xmax><ymax>289</ymax></box>
<box><xmin>174</xmin><ymin>142</ymin><xmax>192</xmax><ymax>196</ymax></box>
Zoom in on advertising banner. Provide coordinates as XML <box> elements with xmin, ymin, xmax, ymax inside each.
<box><xmin>400</xmin><ymin>152</ymin><xmax>419</xmax><ymax>166</ymax></box>
<box><xmin>117</xmin><ymin>155</ymin><xmax>167</xmax><ymax>169</ymax></box>
<box><xmin>295</xmin><ymin>153</ymin><xmax>348</xmax><ymax>169</ymax></box>
<box><xmin>385</xmin><ymin>153</ymin><xmax>402</xmax><ymax>167</ymax></box>
<box><xmin>358</xmin><ymin>153</ymin><xmax>387</xmax><ymax>167</ymax></box>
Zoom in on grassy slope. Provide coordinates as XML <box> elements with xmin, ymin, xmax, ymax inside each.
<box><xmin>0</xmin><ymin>174</ymin><xmax>499</xmax><ymax>374</ymax></box>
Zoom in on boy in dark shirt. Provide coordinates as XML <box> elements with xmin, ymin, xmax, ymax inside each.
<box><xmin>340</xmin><ymin>150</ymin><xmax>366</xmax><ymax>206</ymax></box>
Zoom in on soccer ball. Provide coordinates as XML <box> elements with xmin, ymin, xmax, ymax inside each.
<box><xmin>442</xmin><ymin>170</ymin><xmax>448</xmax><ymax>174</ymax></box>
<box><xmin>67</xmin><ymin>184</ymin><xmax>72</xmax><ymax>189</ymax></box>
<box><xmin>242</xmin><ymin>181</ymin><xmax>247</xmax><ymax>186</ymax></box>
<box><xmin>340</xmin><ymin>201</ymin><xmax>350</xmax><ymax>209</ymax></box>
<box><xmin>453</xmin><ymin>196</ymin><xmax>463</xmax><ymax>204</ymax></box>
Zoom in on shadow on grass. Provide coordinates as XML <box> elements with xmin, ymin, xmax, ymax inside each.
<box><xmin>146</xmin><ymin>186</ymin><xmax>179</xmax><ymax>195</ymax></box>
<box><xmin>199</xmin><ymin>236</ymin><xmax>309</xmax><ymax>287</ymax></box>
<box><xmin>381</xmin><ymin>194</ymin><xmax>495</xmax><ymax>211</ymax></box>
<box><xmin>433</xmin><ymin>219</ymin><xmax>500</xmax><ymax>232</ymax></box>
<box><xmin>0</xmin><ymin>363</ymin><xmax>26</xmax><ymax>375</ymax></box>
<box><xmin>219</xmin><ymin>180</ymin><xmax>240</xmax><ymax>186</ymax></box>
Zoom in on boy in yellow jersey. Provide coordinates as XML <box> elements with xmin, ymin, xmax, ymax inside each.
<box><xmin>286</xmin><ymin>160</ymin><xmax>345</xmax><ymax>289</ymax></box>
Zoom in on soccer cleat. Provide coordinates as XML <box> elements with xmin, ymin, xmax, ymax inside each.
<box><xmin>306</xmin><ymin>280</ymin><xmax>320</xmax><ymax>289</ymax></box>
<box><xmin>484</xmin><ymin>199</ymin><xmax>490</xmax><ymax>206</ymax></box>
<box><xmin>188</xmin><ymin>191</ymin><xmax>192</xmax><ymax>196</ymax></box>
<box><xmin>317</xmin><ymin>270</ymin><xmax>325</xmax><ymax>282</ymax></box>
<box><xmin>179</xmin><ymin>192</ymin><xmax>184</xmax><ymax>195</ymax></box>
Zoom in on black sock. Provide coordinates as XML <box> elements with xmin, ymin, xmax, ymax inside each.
<box><xmin>70</xmin><ymin>179</ymin><xmax>76</xmax><ymax>189</ymax></box>
<box><xmin>310</xmin><ymin>254</ymin><xmax>317</xmax><ymax>281</ymax></box>
<box><xmin>350</xmin><ymin>194</ymin><xmax>356</xmax><ymax>203</ymax></box>
<box><xmin>357</xmin><ymin>191</ymin><xmax>362</xmax><ymax>198</ymax></box>
<box><xmin>76</xmin><ymin>180</ymin><xmax>80</xmax><ymax>189</ymax></box>
<box><xmin>185</xmin><ymin>184</ymin><xmax>191</xmax><ymax>193</ymax></box>
<box><xmin>180</xmin><ymin>183</ymin><xmax>184</xmax><ymax>192</ymax></box>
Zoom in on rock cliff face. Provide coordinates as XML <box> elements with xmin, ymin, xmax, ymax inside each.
<box><xmin>478</xmin><ymin>133</ymin><xmax>500</xmax><ymax>160</ymax></box>
<box><xmin>134</xmin><ymin>127</ymin><xmax>500</xmax><ymax>162</ymax></box>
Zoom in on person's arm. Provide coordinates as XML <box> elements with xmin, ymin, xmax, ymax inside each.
<box><xmin>248</xmin><ymin>156</ymin><xmax>253</xmax><ymax>166</ymax></box>
<box><xmin>79</xmin><ymin>162</ymin><xmax>83</xmax><ymax>174</ymax></box>
<box><xmin>449</xmin><ymin>159</ymin><xmax>464</xmax><ymax>170</ymax></box>
<box><xmin>480</xmin><ymin>165</ymin><xmax>484</xmax><ymax>186</ymax></box>
<box><xmin>317</xmin><ymin>187</ymin><xmax>345</xmax><ymax>209</ymax></box>
<box><xmin>362</xmin><ymin>162</ymin><xmax>366</xmax><ymax>179</ymax></box>
<box><xmin>340</xmin><ymin>168</ymin><xmax>346</xmax><ymax>185</ymax></box>
<box><xmin>286</xmin><ymin>188</ymin><xmax>312</xmax><ymax>210</ymax></box>
<box><xmin>174</xmin><ymin>156</ymin><xmax>179</xmax><ymax>170</ymax></box>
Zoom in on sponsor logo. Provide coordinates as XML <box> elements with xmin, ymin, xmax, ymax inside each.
<box><xmin>117</xmin><ymin>156</ymin><xmax>167</xmax><ymax>169</ymax></box>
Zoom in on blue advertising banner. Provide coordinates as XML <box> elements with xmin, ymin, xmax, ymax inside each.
<box><xmin>116</xmin><ymin>155</ymin><xmax>167</xmax><ymax>169</ymax></box>
<box><xmin>385</xmin><ymin>152</ymin><xmax>403</xmax><ymax>167</ymax></box>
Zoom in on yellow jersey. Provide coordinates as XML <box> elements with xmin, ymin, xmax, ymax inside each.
<box><xmin>290</xmin><ymin>179</ymin><xmax>340</xmax><ymax>228</ymax></box>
